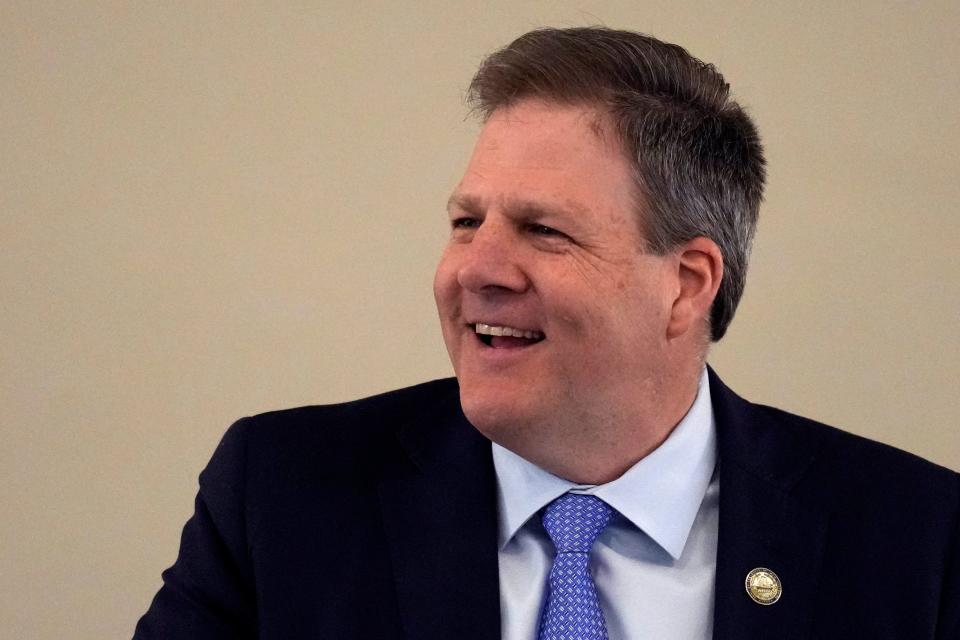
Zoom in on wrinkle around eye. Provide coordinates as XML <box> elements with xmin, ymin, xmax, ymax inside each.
<box><xmin>568</xmin><ymin>246</ymin><xmax>611</xmax><ymax>280</ymax></box>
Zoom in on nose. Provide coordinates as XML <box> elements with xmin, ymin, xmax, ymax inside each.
<box><xmin>456</xmin><ymin>220</ymin><xmax>529</xmax><ymax>294</ymax></box>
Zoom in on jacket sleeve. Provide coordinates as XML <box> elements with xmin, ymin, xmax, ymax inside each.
<box><xmin>936</xmin><ymin>472</ymin><xmax>960</xmax><ymax>640</ymax></box>
<box><xmin>133</xmin><ymin>418</ymin><xmax>258</xmax><ymax>639</ymax></box>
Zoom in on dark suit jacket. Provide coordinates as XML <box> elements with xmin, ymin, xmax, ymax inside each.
<box><xmin>134</xmin><ymin>371</ymin><xmax>960</xmax><ymax>639</ymax></box>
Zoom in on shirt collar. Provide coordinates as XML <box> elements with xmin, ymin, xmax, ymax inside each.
<box><xmin>492</xmin><ymin>368</ymin><xmax>717</xmax><ymax>560</ymax></box>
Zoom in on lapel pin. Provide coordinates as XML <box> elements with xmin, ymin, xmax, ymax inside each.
<box><xmin>745</xmin><ymin>567</ymin><xmax>781</xmax><ymax>605</ymax></box>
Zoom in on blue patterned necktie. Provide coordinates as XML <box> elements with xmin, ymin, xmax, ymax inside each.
<box><xmin>538</xmin><ymin>493</ymin><xmax>614</xmax><ymax>640</ymax></box>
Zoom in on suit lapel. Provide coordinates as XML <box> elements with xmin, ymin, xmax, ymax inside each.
<box><xmin>709</xmin><ymin>370</ymin><xmax>829</xmax><ymax>640</ymax></box>
<box><xmin>375</xmin><ymin>371</ymin><xmax>831</xmax><ymax>639</ymax></box>
<box><xmin>377</xmin><ymin>385</ymin><xmax>501</xmax><ymax>640</ymax></box>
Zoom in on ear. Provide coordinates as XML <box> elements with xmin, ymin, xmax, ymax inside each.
<box><xmin>666</xmin><ymin>237</ymin><xmax>723</xmax><ymax>340</ymax></box>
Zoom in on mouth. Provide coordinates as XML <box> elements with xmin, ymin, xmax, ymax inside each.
<box><xmin>471</xmin><ymin>322</ymin><xmax>545</xmax><ymax>348</ymax></box>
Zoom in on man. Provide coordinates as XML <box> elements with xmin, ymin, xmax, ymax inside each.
<box><xmin>135</xmin><ymin>27</ymin><xmax>959</xmax><ymax>639</ymax></box>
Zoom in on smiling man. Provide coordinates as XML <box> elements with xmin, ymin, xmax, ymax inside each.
<box><xmin>136</xmin><ymin>27</ymin><xmax>959</xmax><ymax>640</ymax></box>
<box><xmin>436</xmin><ymin>98</ymin><xmax>718</xmax><ymax>487</ymax></box>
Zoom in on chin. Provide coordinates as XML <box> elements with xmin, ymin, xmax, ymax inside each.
<box><xmin>457</xmin><ymin>385</ymin><xmax>533</xmax><ymax>444</ymax></box>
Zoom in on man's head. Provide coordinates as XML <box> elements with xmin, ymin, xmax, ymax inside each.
<box><xmin>468</xmin><ymin>27</ymin><xmax>765</xmax><ymax>342</ymax></box>
<box><xmin>433</xmin><ymin>28</ymin><xmax>765</xmax><ymax>481</ymax></box>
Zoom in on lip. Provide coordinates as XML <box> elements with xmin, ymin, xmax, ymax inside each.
<box><xmin>462</xmin><ymin>323</ymin><xmax>545</xmax><ymax>366</ymax></box>
<box><xmin>471</xmin><ymin>322</ymin><xmax>545</xmax><ymax>341</ymax></box>
<box><xmin>467</xmin><ymin>317</ymin><xmax>543</xmax><ymax>330</ymax></box>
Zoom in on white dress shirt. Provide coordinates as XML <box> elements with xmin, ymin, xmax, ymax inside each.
<box><xmin>493</xmin><ymin>368</ymin><xmax>718</xmax><ymax>639</ymax></box>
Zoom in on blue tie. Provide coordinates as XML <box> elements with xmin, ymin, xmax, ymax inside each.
<box><xmin>538</xmin><ymin>493</ymin><xmax>614</xmax><ymax>640</ymax></box>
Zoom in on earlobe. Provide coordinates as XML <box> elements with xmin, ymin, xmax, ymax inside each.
<box><xmin>666</xmin><ymin>238</ymin><xmax>723</xmax><ymax>340</ymax></box>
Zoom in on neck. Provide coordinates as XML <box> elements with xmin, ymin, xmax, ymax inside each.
<box><xmin>502</xmin><ymin>366</ymin><xmax>704</xmax><ymax>485</ymax></box>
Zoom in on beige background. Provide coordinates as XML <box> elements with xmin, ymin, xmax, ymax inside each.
<box><xmin>2</xmin><ymin>1</ymin><xmax>958</xmax><ymax>637</ymax></box>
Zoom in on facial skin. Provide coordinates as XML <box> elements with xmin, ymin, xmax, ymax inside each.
<box><xmin>434</xmin><ymin>99</ymin><xmax>722</xmax><ymax>484</ymax></box>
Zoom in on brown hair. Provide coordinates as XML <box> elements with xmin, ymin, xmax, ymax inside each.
<box><xmin>468</xmin><ymin>27</ymin><xmax>766</xmax><ymax>341</ymax></box>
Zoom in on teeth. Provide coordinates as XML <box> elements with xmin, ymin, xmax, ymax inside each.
<box><xmin>474</xmin><ymin>323</ymin><xmax>543</xmax><ymax>340</ymax></box>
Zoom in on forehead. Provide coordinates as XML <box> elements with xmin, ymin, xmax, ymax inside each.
<box><xmin>452</xmin><ymin>99</ymin><xmax>637</xmax><ymax>219</ymax></box>
<box><xmin>471</xmin><ymin>100</ymin><xmax>623</xmax><ymax>173</ymax></box>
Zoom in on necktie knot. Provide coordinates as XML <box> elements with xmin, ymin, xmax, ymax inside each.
<box><xmin>542</xmin><ymin>493</ymin><xmax>613</xmax><ymax>554</ymax></box>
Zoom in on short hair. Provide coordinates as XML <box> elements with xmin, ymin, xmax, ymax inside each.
<box><xmin>467</xmin><ymin>27</ymin><xmax>766</xmax><ymax>341</ymax></box>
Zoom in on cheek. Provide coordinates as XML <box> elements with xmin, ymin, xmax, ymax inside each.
<box><xmin>592</xmin><ymin>279</ymin><xmax>670</xmax><ymax>345</ymax></box>
<box><xmin>433</xmin><ymin>249</ymin><xmax>458</xmax><ymax>307</ymax></box>
<box><xmin>433</xmin><ymin>251</ymin><xmax>463</xmax><ymax>360</ymax></box>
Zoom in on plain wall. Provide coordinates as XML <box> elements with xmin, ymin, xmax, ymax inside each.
<box><xmin>1</xmin><ymin>2</ymin><xmax>957</xmax><ymax>637</ymax></box>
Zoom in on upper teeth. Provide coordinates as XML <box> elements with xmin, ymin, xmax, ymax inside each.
<box><xmin>474</xmin><ymin>323</ymin><xmax>543</xmax><ymax>340</ymax></box>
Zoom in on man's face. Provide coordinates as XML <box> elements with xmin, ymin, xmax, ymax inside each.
<box><xmin>434</xmin><ymin>99</ymin><xmax>678</xmax><ymax>448</ymax></box>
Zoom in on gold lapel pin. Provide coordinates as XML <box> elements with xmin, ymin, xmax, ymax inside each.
<box><xmin>745</xmin><ymin>567</ymin><xmax>781</xmax><ymax>605</ymax></box>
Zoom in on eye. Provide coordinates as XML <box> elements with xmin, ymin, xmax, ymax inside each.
<box><xmin>451</xmin><ymin>217</ymin><xmax>480</xmax><ymax>230</ymax></box>
<box><xmin>526</xmin><ymin>223</ymin><xmax>564</xmax><ymax>238</ymax></box>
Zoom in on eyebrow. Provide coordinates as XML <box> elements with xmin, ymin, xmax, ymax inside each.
<box><xmin>446</xmin><ymin>192</ymin><xmax>482</xmax><ymax>215</ymax></box>
<box><xmin>446</xmin><ymin>192</ymin><xmax>588</xmax><ymax>221</ymax></box>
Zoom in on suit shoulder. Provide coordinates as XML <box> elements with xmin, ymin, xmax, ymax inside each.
<box><xmin>751</xmin><ymin>401</ymin><xmax>959</xmax><ymax>501</ymax></box>
<box><xmin>246</xmin><ymin>377</ymin><xmax>460</xmax><ymax>431</ymax></box>
<box><xmin>205</xmin><ymin>378</ymin><xmax>461</xmax><ymax>483</ymax></box>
